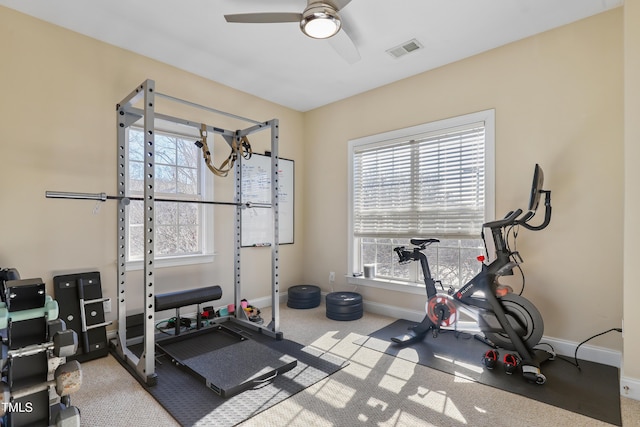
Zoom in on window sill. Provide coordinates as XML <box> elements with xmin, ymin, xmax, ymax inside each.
<box><xmin>126</xmin><ymin>253</ymin><xmax>215</xmax><ymax>271</ymax></box>
<box><xmin>346</xmin><ymin>276</ymin><xmax>427</xmax><ymax>296</ymax></box>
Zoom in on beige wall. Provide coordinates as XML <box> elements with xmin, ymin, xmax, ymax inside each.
<box><xmin>0</xmin><ymin>7</ymin><xmax>306</xmax><ymax>319</ymax></box>
<box><xmin>304</xmin><ymin>9</ymin><xmax>624</xmax><ymax>349</ymax></box>
<box><xmin>624</xmin><ymin>0</ymin><xmax>640</xmax><ymax>385</ymax></box>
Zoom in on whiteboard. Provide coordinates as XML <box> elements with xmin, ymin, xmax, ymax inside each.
<box><xmin>241</xmin><ymin>154</ymin><xmax>294</xmax><ymax>246</ymax></box>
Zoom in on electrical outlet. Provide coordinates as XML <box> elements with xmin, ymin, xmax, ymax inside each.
<box><xmin>329</xmin><ymin>271</ymin><xmax>335</xmax><ymax>283</ymax></box>
<box><xmin>103</xmin><ymin>298</ymin><xmax>112</xmax><ymax>313</ymax></box>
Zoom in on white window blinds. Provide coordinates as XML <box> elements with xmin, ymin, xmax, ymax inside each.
<box><xmin>352</xmin><ymin>122</ymin><xmax>486</xmax><ymax>239</ymax></box>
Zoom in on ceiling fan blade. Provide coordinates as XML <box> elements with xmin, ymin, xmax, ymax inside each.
<box><xmin>224</xmin><ymin>12</ymin><xmax>302</xmax><ymax>24</ymax></box>
<box><xmin>328</xmin><ymin>0</ymin><xmax>353</xmax><ymax>12</ymax></box>
<box><xmin>328</xmin><ymin>27</ymin><xmax>360</xmax><ymax>64</ymax></box>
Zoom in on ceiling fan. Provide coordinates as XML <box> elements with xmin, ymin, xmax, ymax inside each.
<box><xmin>224</xmin><ymin>0</ymin><xmax>361</xmax><ymax>64</ymax></box>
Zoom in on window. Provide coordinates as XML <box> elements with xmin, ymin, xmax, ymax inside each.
<box><xmin>126</xmin><ymin>126</ymin><xmax>213</xmax><ymax>267</ymax></box>
<box><xmin>348</xmin><ymin>110</ymin><xmax>495</xmax><ymax>292</ymax></box>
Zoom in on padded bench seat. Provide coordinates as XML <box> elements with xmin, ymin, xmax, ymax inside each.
<box><xmin>155</xmin><ymin>285</ymin><xmax>222</xmax><ymax>312</ymax></box>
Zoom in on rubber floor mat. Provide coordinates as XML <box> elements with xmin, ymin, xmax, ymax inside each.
<box><xmin>354</xmin><ymin>319</ymin><xmax>621</xmax><ymax>426</ymax></box>
<box><xmin>116</xmin><ymin>329</ymin><xmax>347</xmax><ymax>427</ymax></box>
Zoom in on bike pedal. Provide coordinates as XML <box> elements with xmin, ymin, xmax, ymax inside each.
<box><xmin>503</xmin><ymin>353</ymin><xmax>519</xmax><ymax>374</ymax></box>
<box><xmin>482</xmin><ymin>350</ymin><xmax>499</xmax><ymax>370</ymax></box>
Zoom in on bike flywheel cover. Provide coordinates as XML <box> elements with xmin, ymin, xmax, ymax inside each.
<box><xmin>426</xmin><ymin>294</ymin><xmax>457</xmax><ymax>326</ymax></box>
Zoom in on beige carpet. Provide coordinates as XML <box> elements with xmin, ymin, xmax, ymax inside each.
<box><xmin>73</xmin><ymin>304</ymin><xmax>640</xmax><ymax>426</ymax></box>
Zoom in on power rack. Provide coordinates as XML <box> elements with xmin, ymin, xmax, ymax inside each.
<box><xmin>47</xmin><ymin>80</ymin><xmax>286</xmax><ymax>387</ymax></box>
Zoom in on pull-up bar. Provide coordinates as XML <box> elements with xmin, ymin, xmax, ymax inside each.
<box><xmin>45</xmin><ymin>191</ymin><xmax>270</xmax><ymax>208</ymax></box>
<box><xmin>154</xmin><ymin>92</ymin><xmax>265</xmax><ymax>126</ymax></box>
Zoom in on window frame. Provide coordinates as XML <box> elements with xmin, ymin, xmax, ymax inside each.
<box><xmin>124</xmin><ymin>124</ymin><xmax>215</xmax><ymax>271</ymax></box>
<box><xmin>347</xmin><ymin>110</ymin><xmax>495</xmax><ymax>293</ymax></box>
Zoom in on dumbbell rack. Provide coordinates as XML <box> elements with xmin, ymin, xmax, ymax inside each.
<box><xmin>0</xmin><ymin>276</ymin><xmax>82</xmax><ymax>426</ymax></box>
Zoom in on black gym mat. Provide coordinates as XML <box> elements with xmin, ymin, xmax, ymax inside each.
<box><xmin>114</xmin><ymin>326</ymin><xmax>347</xmax><ymax>427</ymax></box>
<box><xmin>354</xmin><ymin>319</ymin><xmax>621</xmax><ymax>426</ymax></box>
<box><xmin>159</xmin><ymin>334</ymin><xmax>298</xmax><ymax>398</ymax></box>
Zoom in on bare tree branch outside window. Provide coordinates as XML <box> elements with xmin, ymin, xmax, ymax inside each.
<box><xmin>127</xmin><ymin>129</ymin><xmax>202</xmax><ymax>260</ymax></box>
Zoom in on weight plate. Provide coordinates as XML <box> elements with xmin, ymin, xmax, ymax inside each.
<box><xmin>325</xmin><ymin>292</ymin><xmax>362</xmax><ymax>306</ymax></box>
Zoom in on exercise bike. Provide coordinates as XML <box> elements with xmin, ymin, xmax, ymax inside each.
<box><xmin>391</xmin><ymin>164</ymin><xmax>553</xmax><ymax>384</ymax></box>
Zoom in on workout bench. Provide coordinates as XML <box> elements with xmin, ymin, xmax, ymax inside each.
<box><xmin>154</xmin><ymin>285</ymin><xmax>223</xmax><ymax>336</ymax></box>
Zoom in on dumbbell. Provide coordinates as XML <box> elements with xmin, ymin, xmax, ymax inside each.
<box><xmin>53</xmin><ymin>329</ymin><xmax>78</xmax><ymax>358</ymax></box>
<box><xmin>2</xmin><ymin>327</ymin><xmax>78</xmax><ymax>386</ymax></box>
<box><xmin>7</xmin><ymin>328</ymin><xmax>78</xmax><ymax>359</ymax></box>
<box><xmin>0</xmin><ymin>360</ymin><xmax>82</xmax><ymax>416</ymax></box>
<box><xmin>48</xmin><ymin>318</ymin><xmax>67</xmax><ymax>338</ymax></box>
<box><xmin>48</xmin><ymin>319</ymin><xmax>79</xmax><ymax>358</ymax></box>
<box><xmin>0</xmin><ymin>297</ymin><xmax>59</xmax><ymax>330</ymax></box>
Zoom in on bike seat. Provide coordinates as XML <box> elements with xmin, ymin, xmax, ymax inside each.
<box><xmin>410</xmin><ymin>238</ymin><xmax>440</xmax><ymax>247</ymax></box>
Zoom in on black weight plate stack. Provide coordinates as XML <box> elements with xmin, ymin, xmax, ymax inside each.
<box><xmin>287</xmin><ymin>285</ymin><xmax>321</xmax><ymax>309</ymax></box>
<box><xmin>326</xmin><ymin>292</ymin><xmax>363</xmax><ymax>321</ymax></box>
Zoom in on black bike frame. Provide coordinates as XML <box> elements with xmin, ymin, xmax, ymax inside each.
<box><xmin>393</xmin><ymin>168</ymin><xmax>553</xmax><ymax>382</ymax></box>
<box><xmin>397</xmin><ymin>208</ymin><xmax>537</xmax><ymax>364</ymax></box>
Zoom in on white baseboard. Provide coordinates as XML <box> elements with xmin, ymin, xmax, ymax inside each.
<box><xmin>362</xmin><ymin>299</ymin><xmax>425</xmax><ymax>322</ymax></box>
<box><xmin>621</xmin><ymin>376</ymin><xmax>640</xmax><ymax>400</ymax></box>
<box><xmin>540</xmin><ymin>335</ymin><xmax>622</xmax><ymax>368</ymax></box>
<box><xmin>250</xmin><ymin>294</ymin><xmax>284</xmax><ymax>308</ymax></box>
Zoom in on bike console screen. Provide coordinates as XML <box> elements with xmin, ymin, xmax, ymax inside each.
<box><xmin>522</xmin><ymin>163</ymin><xmax>551</xmax><ymax>231</ymax></box>
<box><xmin>528</xmin><ymin>163</ymin><xmax>544</xmax><ymax>212</ymax></box>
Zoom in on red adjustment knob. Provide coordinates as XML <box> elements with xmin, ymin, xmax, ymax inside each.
<box><xmin>477</xmin><ymin>255</ymin><xmax>485</xmax><ymax>262</ymax></box>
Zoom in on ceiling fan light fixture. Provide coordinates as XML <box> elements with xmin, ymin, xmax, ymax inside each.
<box><xmin>300</xmin><ymin>5</ymin><xmax>341</xmax><ymax>39</ymax></box>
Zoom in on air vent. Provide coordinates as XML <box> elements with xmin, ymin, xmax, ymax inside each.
<box><xmin>386</xmin><ymin>39</ymin><xmax>423</xmax><ymax>59</ymax></box>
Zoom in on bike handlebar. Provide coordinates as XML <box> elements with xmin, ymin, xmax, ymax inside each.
<box><xmin>520</xmin><ymin>190</ymin><xmax>552</xmax><ymax>231</ymax></box>
<box><xmin>482</xmin><ymin>208</ymin><xmax>523</xmax><ymax>229</ymax></box>
<box><xmin>482</xmin><ymin>189</ymin><xmax>552</xmax><ymax>232</ymax></box>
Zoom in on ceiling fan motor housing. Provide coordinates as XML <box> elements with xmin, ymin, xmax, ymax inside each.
<box><xmin>300</xmin><ymin>3</ymin><xmax>342</xmax><ymax>38</ymax></box>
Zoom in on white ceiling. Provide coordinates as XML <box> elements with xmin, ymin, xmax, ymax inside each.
<box><xmin>0</xmin><ymin>0</ymin><xmax>623</xmax><ymax>112</ymax></box>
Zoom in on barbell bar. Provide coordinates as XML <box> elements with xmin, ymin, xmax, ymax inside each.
<box><xmin>45</xmin><ymin>191</ymin><xmax>271</xmax><ymax>208</ymax></box>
